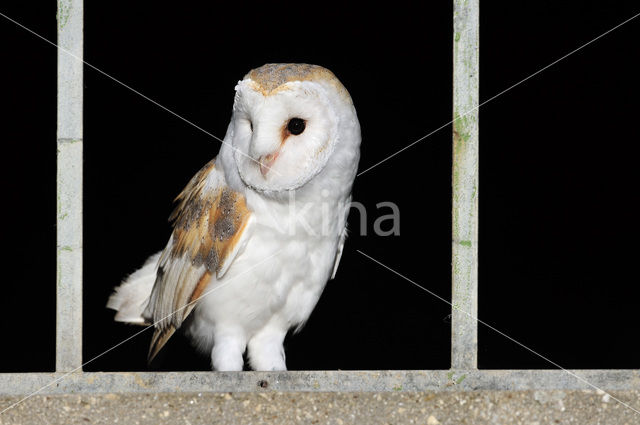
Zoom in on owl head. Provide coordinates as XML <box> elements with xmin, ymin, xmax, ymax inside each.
<box><xmin>225</xmin><ymin>64</ymin><xmax>360</xmax><ymax>193</ymax></box>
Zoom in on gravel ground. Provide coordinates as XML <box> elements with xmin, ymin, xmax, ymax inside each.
<box><xmin>0</xmin><ymin>390</ymin><xmax>638</xmax><ymax>424</ymax></box>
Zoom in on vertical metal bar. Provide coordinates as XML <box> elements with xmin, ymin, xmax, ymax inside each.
<box><xmin>452</xmin><ymin>0</ymin><xmax>479</xmax><ymax>370</ymax></box>
<box><xmin>56</xmin><ymin>0</ymin><xmax>83</xmax><ymax>372</ymax></box>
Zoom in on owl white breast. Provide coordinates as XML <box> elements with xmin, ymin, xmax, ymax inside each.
<box><xmin>107</xmin><ymin>63</ymin><xmax>361</xmax><ymax>371</ymax></box>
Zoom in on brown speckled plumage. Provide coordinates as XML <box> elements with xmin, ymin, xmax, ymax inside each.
<box><xmin>169</xmin><ymin>160</ymin><xmax>250</xmax><ymax>275</ymax></box>
<box><xmin>146</xmin><ymin>159</ymin><xmax>251</xmax><ymax>362</ymax></box>
<box><xmin>246</xmin><ymin>63</ymin><xmax>351</xmax><ymax>102</ymax></box>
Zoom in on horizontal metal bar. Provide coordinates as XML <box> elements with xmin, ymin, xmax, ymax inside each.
<box><xmin>0</xmin><ymin>370</ymin><xmax>638</xmax><ymax>395</ymax></box>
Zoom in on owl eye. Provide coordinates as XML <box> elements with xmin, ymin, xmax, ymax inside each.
<box><xmin>287</xmin><ymin>118</ymin><xmax>306</xmax><ymax>135</ymax></box>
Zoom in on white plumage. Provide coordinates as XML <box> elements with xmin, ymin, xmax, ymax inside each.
<box><xmin>107</xmin><ymin>64</ymin><xmax>361</xmax><ymax>371</ymax></box>
<box><xmin>106</xmin><ymin>252</ymin><xmax>160</xmax><ymax>324</ymax></box>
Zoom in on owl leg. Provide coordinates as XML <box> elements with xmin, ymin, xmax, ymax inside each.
<box><xmin>211</xmin><ymin>328</ymin><xmax>246</xmax><ymax>371</ymax></box>
<box><xmin>247</xmin><ymin>326</ymin><xmax>287</xmax><ymax>371</ymax></box>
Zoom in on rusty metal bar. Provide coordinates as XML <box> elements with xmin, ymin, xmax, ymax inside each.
<box><xmin>451</xmin><ymin>0</ymin><xmax>480</xmax><ymax>369</ymax></box>
<box><xmin>56</xmin><ymin>0</ymin><xmax>83</xmax><ymax>372</ymax></box>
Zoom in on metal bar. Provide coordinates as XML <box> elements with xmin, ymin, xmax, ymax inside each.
<box><xmin>56</xmin><ymin>0</ymin><xmax>83</xmax><ymax>372</ymax></box>
<box><xmin>0</xmin><ymin>370</ymin><xmax>638</xmax><ymax>395</ymax></box>
<box><xmin>451</xmin><ymin>0</ymin><xmax>480</xmax><ymax>370</ymax></box>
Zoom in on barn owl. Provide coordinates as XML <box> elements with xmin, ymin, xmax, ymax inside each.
<box><xmin>107</xmin><ymin>64</ymin><xmax>361</xmax><ymax>371</ymax></box>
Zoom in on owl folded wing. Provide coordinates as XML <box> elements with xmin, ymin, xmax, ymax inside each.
<box><xmin>330</xmin><ymin>197</ymin><xmax>352</xmax><ymax>280</ymax></box>
<box><xmin>143</xmin><ymin>159</ymin><xmax>254</xmax><ymax>362</ymax></box>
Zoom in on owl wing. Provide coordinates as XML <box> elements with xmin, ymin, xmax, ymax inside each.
<box><xmin>330</xmin><ymin>198</ymin><xmax>351</xmax><ymax>279</ymax></box>
<box><xmin>143</xmin><ymin>159</ymin><xmax>254</xmax><ymax>362</ymax></box>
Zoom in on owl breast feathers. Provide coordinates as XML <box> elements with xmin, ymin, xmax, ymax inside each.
<box><xmin>107</xmin><ymin>63</ymin><xmax>361</xmax><ymax>371</ymax></box>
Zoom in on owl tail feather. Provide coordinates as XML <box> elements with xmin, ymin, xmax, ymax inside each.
<box><xmin>148</xmin><ymin>326</ymin><xmax>176</xmax><ymax>364</ymax></box>
<box><xmin>106</xmin><ymin>252</ymin><xmax>162</xmax><ymax>325</ymax></box>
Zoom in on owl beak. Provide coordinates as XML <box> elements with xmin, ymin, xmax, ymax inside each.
<box><xmin>258</xmin><ymin>151</ymin><xmax>279</xmax><ymax>177</ymax></box>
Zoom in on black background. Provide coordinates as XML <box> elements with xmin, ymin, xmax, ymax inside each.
<box><xmin>0</xmin><ymin>1</ymin><xmax>638</xmax><ymax>373</ymax></box>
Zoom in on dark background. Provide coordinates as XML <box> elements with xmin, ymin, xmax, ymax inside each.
<box><xmin>0</xmin><ymin>1</ymin><xmax>638</xmax><ymax>373</ymax></box>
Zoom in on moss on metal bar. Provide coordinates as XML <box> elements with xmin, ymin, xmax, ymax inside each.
<box><xmin>452</xmin><ymin>0</ymin><xmax>480</xmax><ymax>370</ymax></box>
<box><xmin>56</xmin><ymin>0</ymin><xmax>83</xmax><ymax>373</ymax></box>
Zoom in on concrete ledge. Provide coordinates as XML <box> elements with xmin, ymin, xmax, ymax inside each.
<box><xmin>1</xmin><ymin>390</ymin><xmax>639</xmax><ymax>424</ymax></box>
<box><xmin>0</xmin><ymin>370</ymin><xmax>639</xmax><ymax>395</ymax></box>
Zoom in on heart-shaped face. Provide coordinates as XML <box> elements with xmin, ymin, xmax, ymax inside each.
<box><xmin>228</xmin><ymin>64</ymin><xmax>358</xmax><ymax>193</ymax></box>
